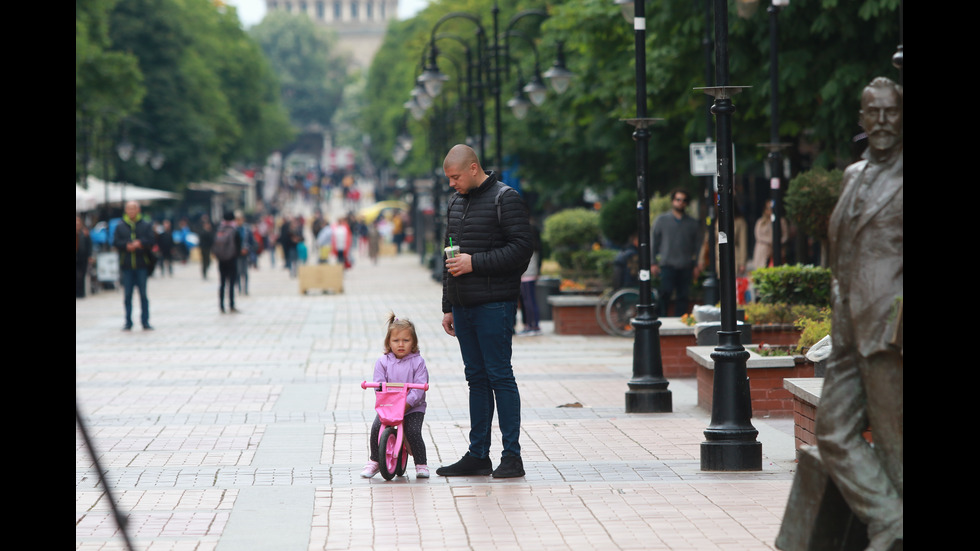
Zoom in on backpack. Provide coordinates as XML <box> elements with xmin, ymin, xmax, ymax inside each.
<box><xmin>213</xmin><ymin>224</ymin><xmax>237</xmax><ymax>261</ymax></box>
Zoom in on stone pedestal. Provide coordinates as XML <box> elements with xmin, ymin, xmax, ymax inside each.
<box><xmin>776</xmin><ymin>446</ymin><xmax>869</xmax><ymax>551</ymax></box>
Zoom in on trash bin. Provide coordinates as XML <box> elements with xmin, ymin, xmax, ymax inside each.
<box><xmin>535</xmin><ymin>277</ymin><xmax>561</xmax><ymax>321</ymax></box>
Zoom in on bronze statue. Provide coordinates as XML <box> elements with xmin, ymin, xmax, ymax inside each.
<box><xmin>817</xmin><ymin>76</ymin><xmax>904</xmax><ymax>550</ymax></box>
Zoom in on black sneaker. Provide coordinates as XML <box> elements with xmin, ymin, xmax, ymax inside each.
<box><xmin>491</xmin><ymin>456</ymin><xmax>525</xmax><ymax>478</ymax></box>
<box><xmin>436</xmin><ymin>453</ymin><xmax>492</xmax><ymax>476</ymax></box>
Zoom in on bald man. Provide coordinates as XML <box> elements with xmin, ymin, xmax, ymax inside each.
<box><xmin>438</xmin><ymin>144</ymin><xmax>533</xmax><ymax>478</ymax></box>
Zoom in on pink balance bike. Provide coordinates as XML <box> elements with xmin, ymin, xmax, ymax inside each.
<box><xmin>361</xmin><ymin>381</ymin><xmax>429</xmax><ymax>481</ymax></box>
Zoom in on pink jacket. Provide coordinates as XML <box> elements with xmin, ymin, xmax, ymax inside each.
<box><xmin>372</xmin><ymin>352</ymin><xmax>428</xmax><ymax>414</ymax></box>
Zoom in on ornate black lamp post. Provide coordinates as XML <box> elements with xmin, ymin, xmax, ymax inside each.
<box><xmin>417</xmin><ymin>2</ymin><xmax>572</xmax><ymax>173</ymax></box>
<box><xmin>696</xmin><ymin>0</ymin><xmax>761</xmax><ymax>471</ymax></box>
<box><xmin>758</xmin><ymin>0</ymin><xmax>790</xmax><ymax>267</ymax></box>
<box><xmin>615</xmin><ymin>0</ymin><xmax>671</xmax><ymax>414</ymax></box>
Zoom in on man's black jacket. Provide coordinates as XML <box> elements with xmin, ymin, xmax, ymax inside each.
<box><xmin>442</xmin><ymin>172</ymin><xmax>533</xmax><ymax>312</ymax></box>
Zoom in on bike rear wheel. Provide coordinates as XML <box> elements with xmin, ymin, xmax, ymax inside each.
<box><xmin>595</xmin><ymin>290</ymin><xmax>615</xmax><ymax>336</ymax></box>
<box><xmin>379</xmin><ymin>426</ymin><xmax>400</xmax><ymax>480</ymax></box>
<box><xmin>605</xmin><ymin>288</ymin><xmax>640</xmax><ymax>337</ymax></box>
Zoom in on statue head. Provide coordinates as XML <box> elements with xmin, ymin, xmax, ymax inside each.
<box><xmin>860</xmin><ymin>77</ymin><xmax>903</xmax><ymax>158</ymax></box>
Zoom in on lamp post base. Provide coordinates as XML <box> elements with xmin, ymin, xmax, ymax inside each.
<box><xmin>625</xmin><ymin>314</ymin><xmax>672</xmax><ymax>413</ymax></box>
<box><xmin>625</xmin><ymin>388</ymin><xmax>672</xmax><ymax>413</ymax></box>
<box><xmin>700</xmin><ymin>439</ymin><xmax>762</xmax><ymax>471</ymax></box>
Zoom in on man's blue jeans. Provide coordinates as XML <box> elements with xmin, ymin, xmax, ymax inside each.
<box><xmin>121</xmin><ymin>268</ymin><xmax>149</xmax><ymax>328</ymax></box>
<box><xmin>657</xmin><ymin>265</ymin><xmax>693</xmax><ymax>317</ymax></box>
<box><xmin>452</xmin><ymin>301</ymin><xmax>521</xmax><ymax>459</ymax></box>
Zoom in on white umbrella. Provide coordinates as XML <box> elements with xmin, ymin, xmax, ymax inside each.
<box><xmin>76</xmin><ymin>185</ymin><xmax>98</xmax><ymax>212</ymax></box>
<box><xmin>83</xmin><ymin>176</ymin><xmax>178</xmax><ymax>206</ymax></box>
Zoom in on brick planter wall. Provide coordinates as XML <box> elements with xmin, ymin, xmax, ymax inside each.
<box><xmin>549</xmin><ymin>297</ymin><xmax>700</xmax><ymax>378</ymax></box>
<box><xmin>689</xmin><ymin>346</ymin><xmax>815</xmax><ymax>418</ymax></box>
<box><xmin>549</xmin><ymin>295</ymin><xmax>606</xmax><ymax>335</ymax></box>
<box><xmin>752</xmin><ymin>324</ymin><xmax>803</xmax><ymax>348</ymax></box>
<box><xmin>784</xmin><ymin>378</ymin><xmax>874</xmax><ymax>453</ymax></box>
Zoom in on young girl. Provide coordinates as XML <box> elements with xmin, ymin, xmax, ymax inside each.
<box><xmin>361</xmin><ymin>313</ymin><xmax>430</xmax><ymax>478</ymax></box>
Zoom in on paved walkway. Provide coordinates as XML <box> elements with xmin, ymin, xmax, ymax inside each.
<box><xmin>76</xmin><ymin>240</ymin><xmax>799</xmax><ymax>551</ymax></box>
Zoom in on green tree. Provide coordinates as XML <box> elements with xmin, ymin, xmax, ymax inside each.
<box><xmin>250</xmin><ymin>11</ymin><xmax>352</xmax><ymax>130</ymax></box>
<box><xmin>81</xmin><ymin>0</ymin><xmax>293</xmax><ymax>192</ymax></box>
<box><xmin>76</xmin><ymin>0</ymin><xmax>145</xmax><ymax>184</ymax></box>
<box><xmin>366</xmin><ymin>0</ymin><xmax>900</xmax><ymax>211</ymax></box>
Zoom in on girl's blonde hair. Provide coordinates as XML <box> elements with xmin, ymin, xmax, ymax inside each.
<box><xmin>384</xmin><ymin>312</ymin><xmax>420</xmax><ymax>354</ymax></box>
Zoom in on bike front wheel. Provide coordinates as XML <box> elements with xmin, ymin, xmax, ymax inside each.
<box><xmin>379</xmin><ymin>426</ymin><xmax>400</xmax><ymax>481</ymax></box>
<box><xmin>394</xmin><ymin>443</ymin><xmax>408</xmax><ymax>477</ymax></box>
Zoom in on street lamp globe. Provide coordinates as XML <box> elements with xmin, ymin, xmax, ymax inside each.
<box><xmin>507</xmin><ymin>89</ymin><xmax>532</xmax><ymax>120</ymax></box>
<box><xmin>117</xmin><ymin>140</ymin><xmax>134</xmax><ymax>162</ymax></box>
<box><xmin>419</xmin><ymin>65</ymin><xmax>449</xmax><ymax>98</ymax></box>
<box><xmin>542</xmin><ymin>43</ymin><xmax>574</xmax><ymax>94</ymax></box>
<box><xmin>523</xmin><ymin>75</ymin><xmax>549</xmax><ymax>107</ymax></box>
<box><xmin>412</xmin><ymin>82</ymin><xmax>434</xmax><ymax>110</ymax></box>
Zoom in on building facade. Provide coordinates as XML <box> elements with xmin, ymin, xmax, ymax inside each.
<box><xmin>266</xmin><ymin>0</ymin><xmax>399</xmax><ymax>68</ymax></box>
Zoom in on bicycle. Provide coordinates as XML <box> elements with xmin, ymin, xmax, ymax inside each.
<box><xmin>361</xmin><ymin>380</ymin><xmax>429</xmax><ymax>480</ymax></box>
<box><xmin>595</xmin><ymin>287</ymin><xmax>658</xmax><ymax>337</ymax></box>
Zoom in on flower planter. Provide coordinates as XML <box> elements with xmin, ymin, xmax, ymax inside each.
<box><xmin>752</xmin><ymin>323</ymin><xmax>803</xmax><ymax>348</ymax></box>
<box><xmin>687</xmin><ymin>345</ymin><xmax>817</xmax><ymax>417</ymax></box>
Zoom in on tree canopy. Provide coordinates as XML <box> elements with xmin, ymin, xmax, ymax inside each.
<box><xmin>361</xmin><ymin>0</ymin><xmax>902</xmax><ymax>213</ymax></box>
<box><xmin>249</xmin><ymin>11</ymin><xmax>352</xmax><ymax>131</ymax></box>
<box><xmin>75</xmin><ymin>0</ymin><xmax>292</xmax><ymax>192</ymax></box>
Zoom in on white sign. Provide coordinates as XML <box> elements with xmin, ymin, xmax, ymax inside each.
<box><xmin>689</xmin><ymin>142</ymin><xmax>736</xmax><ymax>176</ymax></box>
<box><xmin>96</xmin><ymin>252</ymin><xmax>119</xmax><ymax>283</ymax></box>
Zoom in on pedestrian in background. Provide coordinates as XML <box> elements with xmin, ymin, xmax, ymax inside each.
<box><xmin>198</xmin><ymin>216</ymin><xmax>215</xmax><ymax>280</ymax></box>
<box><xmin>751</xmin><ymin>201</ymin><xmax>790</xmax><ymax>271</ymax></box>
<box><xmin>332</xmin><ymin>217</ymin><xmax>352</xmax><ymax>268</ymax></box>
<box><xmin>235</xmin><ymin>211</ymin><xmax>254</xmax><ymax>296</ymax></box>
<box><xmin>316</xmin><ymin>217</ymin><xmax>333</xmax><ymax>264</ymax></box>
<box><xmin>156</xmin><ymin>219</ymin><xmax>176</xmax><ymax>277</ymax></box>
<box><xmin>113</xmin><ymin>201</ymin><xmax>155</xmax><ymax>330</ymax></box>
<box><xmin>76</xmin><ymin>215</ymin><xmax>93</xmax><ymax>298</ymax></box>
<box><xmin>651</xmin><ymin>189</ymin><xmax>700</xmax><ymax>317</ymax></box>
<box><xmin>438</xmin><ymin>144</ymin><xmax>533</xmax><ymax>479</ymax></box>
<box><xmin>215</xmin><ymin>211</ymin><xmax>242</xmax><ymax>313</ymax></box>
<box><xmin>517</xmin><ymin>222</ymin><xmax>542</xmax><ymax>336</ymax></box>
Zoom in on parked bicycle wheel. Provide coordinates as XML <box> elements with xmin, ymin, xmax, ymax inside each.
<box><xmin>605</xmin><ymin>288</ymin><xmax>640</xmax><ymax>337</ymax></box>
<box><xmin>378</xmin><ymin>426</ymin><xmax>400</xmax><ymax>481</ymax></box>
<box><xmin>595</xmin><ymin>290</ymin><xmax>616</xmax><ymax>336</ymax></box>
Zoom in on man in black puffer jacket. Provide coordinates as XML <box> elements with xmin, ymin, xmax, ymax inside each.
<box><xmin>438</xmin><ymin>144</ymin><xmax>533</xmax><ymax>479</ymax></box>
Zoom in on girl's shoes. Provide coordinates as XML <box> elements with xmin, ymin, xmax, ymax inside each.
<box><xmin>415</xmin><ymin>465</ymin><xmax>430</xmax><ymax>478</ymax></box>
<box><xmin>360</xmin><ymin>461</ymin><xmax>380</xmax><ymax>478</ymax></box>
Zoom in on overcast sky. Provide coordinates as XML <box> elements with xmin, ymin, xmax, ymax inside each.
<box><xmin>226</xmin><ymin>0</ymin><xmax>429</xmax><ymax>27</ymax></box>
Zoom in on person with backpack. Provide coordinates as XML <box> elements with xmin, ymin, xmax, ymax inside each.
<box><xmin>214</xmin><ymin>211</ymin><xmax>242</xmax><ymax>313</ymax></box>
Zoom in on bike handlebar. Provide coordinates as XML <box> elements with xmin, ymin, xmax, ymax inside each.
<box><xmin>361</xmin><ymin>381</ymin><xmax>429</xmax><ymax>391</ymax></box>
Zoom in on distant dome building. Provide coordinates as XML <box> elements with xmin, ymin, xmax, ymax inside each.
<box><xmin>266</xmin><ymin>0</ymin><xmax>399</xmax><ymax>68</ymax></box>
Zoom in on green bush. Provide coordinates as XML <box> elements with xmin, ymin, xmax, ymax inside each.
<box><xmin>784</xmin><ymin>167</ymin><xmax>843</xmax><ymax>243</ymax></box>
<box><xmin>599</xmin><ymin>190</ymin><xmax>638</xmax><ymax>246</ymax></box>
<box><xmin>565</xmin><ymin>248</ymin><xmax>617</xmax><ymax>285</ymax></box>
<box><xmin>542</xmin><ymin>208</ymin><xmax>602</xmax><ymax>270</ymax></box>
<box><xmin>751</xmin><ymin>264</ymin><xmax>831</xmax><ymax>306</ymax></box>
<box><xmin>795</xmin><ymin>308</ymin><xmax>832</xmax><ymax>354</ymax></box>
<box><xmin>743</xmin><ymin>302</ymin><xmax>826</xmax><ymax>325</ymax></box>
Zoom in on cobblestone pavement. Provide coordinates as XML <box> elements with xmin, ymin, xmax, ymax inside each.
<box><xmin>77</xmin><ymin>235</ymin><xmax>798</xmax><ymax>551</ymax></box>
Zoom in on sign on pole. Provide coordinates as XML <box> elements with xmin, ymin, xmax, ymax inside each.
<box><xmin>689</xmin><ymin>141</ymin><xmax>736</xmax><ymax>176</ymax></box>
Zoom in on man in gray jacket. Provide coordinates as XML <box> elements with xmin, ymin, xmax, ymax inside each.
<box><xmin>438</xmin><ymin>144</ymin><xmax>533</xmax><ymax>479</ymax></box>
<box><xmin>651</xmin><ymin>189</ymin><xmax>700</xmax><ymax>317</ymax></box>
